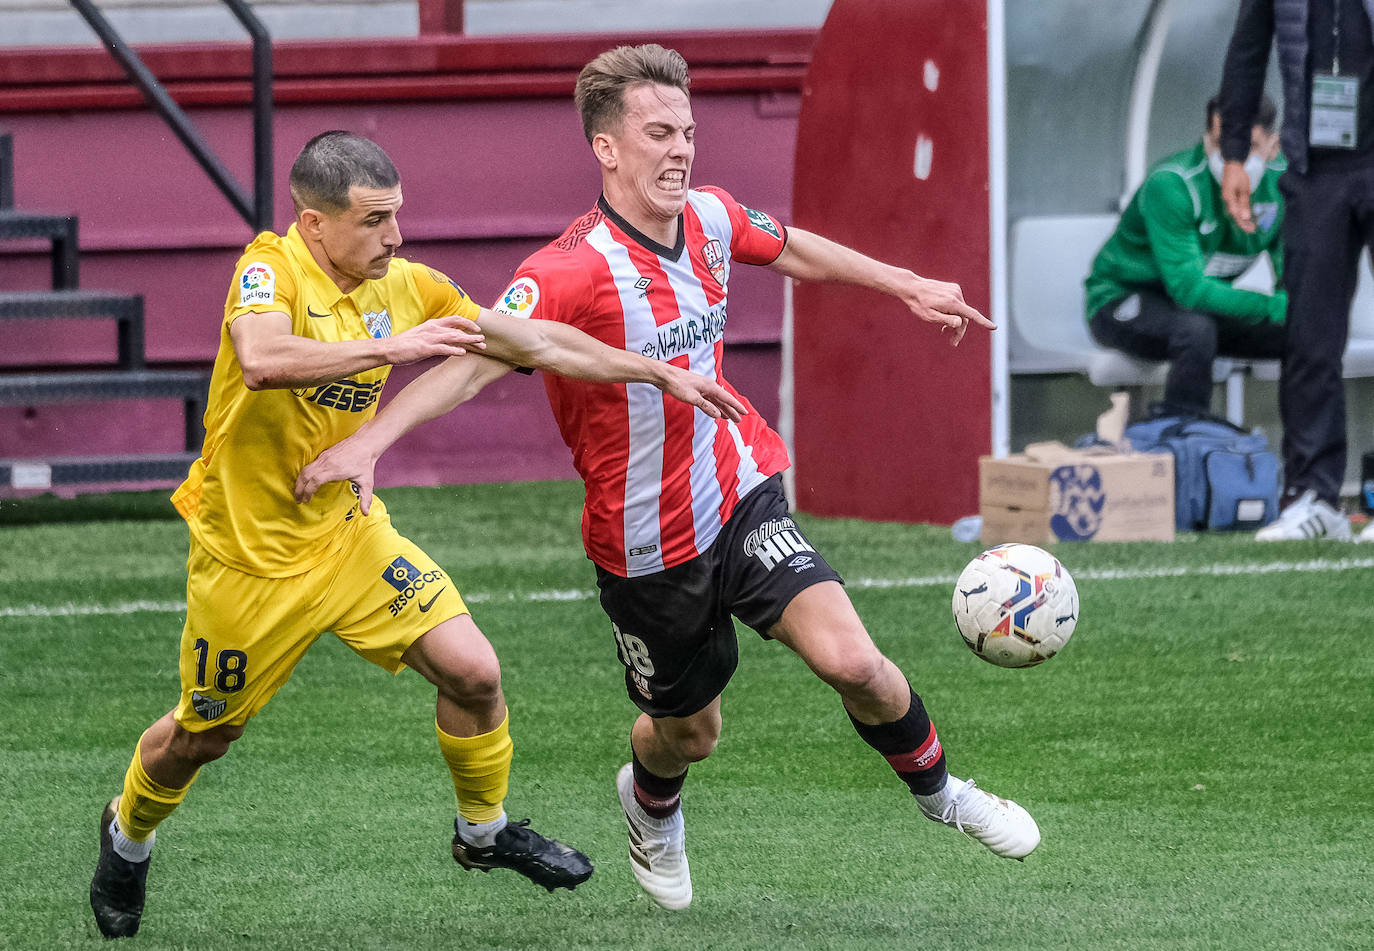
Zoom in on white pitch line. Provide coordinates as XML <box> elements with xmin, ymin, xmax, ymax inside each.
<box><xmin>4</xmin><ymin>556</ymin><xmax>1373</xmax><ymax>621</ymax></box>
<box><xmin>0</xmin><ymin>599</ymin><xmax>187</xmax><ymax>619</ymax></box>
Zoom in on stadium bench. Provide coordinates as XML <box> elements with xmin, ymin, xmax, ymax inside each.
<box><xmin>1008</xmin><ymin>214</ymin><xmax>1263</xmax><ymax>424</ymax></box>
<box><xmin>1</xmin><ymin>131</ymin><xmax>209</xmax><ymax>491</ymax></box>
<box><xmin>0</xmin><ymin>289</ymin><xmax>148</xmax><ymax>369</ymax></box>
<box><xmin>0</xmin><ymin>452</ymin><xmax>201</xmax><ymax>488</ymax></box>
<box><xmin>0</xmin><ymin>367</ymin><xmax>209</xmax><ymax>450</ymax></box>
<box><xmin>1008</xmin><ymin>214</ymin><xmax>1374</xmax><ymax>423</ymax></box>
<box><xmin>0</xmin><ymin>209</ymin><xmax>78</xmax><ymax>289</ymax></box>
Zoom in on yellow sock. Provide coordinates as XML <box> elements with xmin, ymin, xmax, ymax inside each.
<box><xmin>436</xmin><ymin>710</ymin><xmax>512</xmax><ymax>824</ymax></box>
<box><xmin>115</xmin><ymin>732</ymin><xmax>198</xmax><ymax>842</ymax></box>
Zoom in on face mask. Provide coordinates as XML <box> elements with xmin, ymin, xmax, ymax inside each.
<box><xmin>1208</xmin><ymin>149</ymin><xmax>1267</xmax><ymax>193</ymax></box>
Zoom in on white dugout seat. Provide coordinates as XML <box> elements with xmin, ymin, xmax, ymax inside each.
<box><xmin>1008</xmin><ymin>214</ymin><xmax>1374</xmax><ymax>422</ymax></box>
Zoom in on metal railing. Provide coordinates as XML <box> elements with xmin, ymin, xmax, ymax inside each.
<box><xmin>69</xmin><ymin>0</ymin><xmax>273</xmax><ymax>231</ymax></box>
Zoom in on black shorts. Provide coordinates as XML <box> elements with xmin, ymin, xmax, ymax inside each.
<box><xmin>595</xmin><ymin>474</ymin><xmax>844</xmax><ymax>719</ymax></box>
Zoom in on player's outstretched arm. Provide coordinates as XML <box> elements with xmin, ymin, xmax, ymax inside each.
<box><xmin>231</xmin><ymin>311</ymin><xmax>486</xmax><ymax>390</ymax></box>
<box><xmin>475</xmin><ymin>308</ymin><xmax>746</xmax><ymax>421</ymax></box>
<box><xmin>294</xmin><ymin>352</ymin><xmax>515</xmax><ymax>513</ymax></box>
<box><xmin>767</xmin><ymin>227</ymin><xmax>995</xmax><ymax>346</ymax></box>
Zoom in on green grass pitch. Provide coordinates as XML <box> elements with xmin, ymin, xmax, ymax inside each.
<box><xmin>1</xmin><ymin>481</ymin><xmax>1371</xmax><ymax>949</ymax></box>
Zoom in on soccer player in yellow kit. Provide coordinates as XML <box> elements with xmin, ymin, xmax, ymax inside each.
<box><xmin>88</xmin><ymin>130</ymin><xmax>746</xmax><ymax>939</ymax></box>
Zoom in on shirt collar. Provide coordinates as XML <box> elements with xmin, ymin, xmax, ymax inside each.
<box><xmin>597</xmin><ymin>194</ymin><xmax>685</xmax><ymax>260</ymax></box>
<box><xmin>282</xmin><ymin>223</ymin><xmax>350</xmax><ymax>308</ymax></box>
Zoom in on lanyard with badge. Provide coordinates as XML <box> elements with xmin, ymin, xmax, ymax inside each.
<box><xmin>1312</xmin><ymin>0</ymin><xmax>1360</xmax><ymax>148</ymax></box>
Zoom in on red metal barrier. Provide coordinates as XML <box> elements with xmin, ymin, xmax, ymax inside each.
<box><xmin>791</xmin><ymin>0</ymin><xmax>990</xmax><ymax>524</ymax></box>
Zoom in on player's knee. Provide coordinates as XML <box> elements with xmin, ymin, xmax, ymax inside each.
<box><xmin>672</xmin><ymin>728</ymin><xmax>719</xmax><ymax>764</ymax></box>
<box><xmin>818</xmin><ymin>645</ymin><xmax>887</xmax><ymax>701</ymax></box>
<box><xmin>171</xmin><ymin>721</ymin><xmax>244</xmax><ymax>766</ymax></box>
<box><xmin>660</xmin><ymin>715</ymin><xmax>722</xmax><ymax>763</ymax></box>
<box><xmin>436</xmin><ymin>655</ymin><xmax>503</xmax><ymax>711</ymax></box>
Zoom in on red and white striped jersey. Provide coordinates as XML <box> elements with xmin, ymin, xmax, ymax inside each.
<box><xmin>495</xmin><ymin>186</ymin><xmax>791</xmax><ymax>577</ymax></box>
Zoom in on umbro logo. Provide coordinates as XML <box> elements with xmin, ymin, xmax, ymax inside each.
<box><xmin>789</xmin><ymin>555</ymin><xmax>815</xmax><ymax>572</ymax></box>
<box><xmin>307</xmin><ymin>307</ymin><xmax>331</xmax><ymax>319</ymax></box>
<box><xmin>634</xmin><ymin>277</ymin><xmax>652</xmax><ymax>299</ymax></box>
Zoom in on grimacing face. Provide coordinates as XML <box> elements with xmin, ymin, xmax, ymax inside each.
<box><xmin>307</xmin><ymin>184</ymin><xmax>403</xmax><ymax>292</ymax></box>
<box><xmin>601</xmin><ymin>82</ymin><xmax>696</xmax><ymax>231</ymax></box>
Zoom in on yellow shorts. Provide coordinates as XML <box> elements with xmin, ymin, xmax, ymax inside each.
<box><xmin>173</xmin><ymin>508</ymin><xmax>469</xmax><ymax>732</ymax></box>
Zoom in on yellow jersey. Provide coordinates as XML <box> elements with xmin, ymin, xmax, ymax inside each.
<box><xmin>172</xmin><ymin>224</ymin><xmax>479</xmax><ymax>577</ymax></box>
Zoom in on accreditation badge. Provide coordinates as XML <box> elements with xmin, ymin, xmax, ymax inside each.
<box><xmin>1311</xmin><ymin>74</ymin><xmax>1359</xmax><ymax>149</ymax></box>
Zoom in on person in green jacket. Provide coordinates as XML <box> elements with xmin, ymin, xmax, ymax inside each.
<box><xmin>1085</xmin><ymin>94</ymin><xmax>1285</xmax><ymax>416</ymax></box>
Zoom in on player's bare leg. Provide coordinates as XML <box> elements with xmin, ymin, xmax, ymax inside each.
<box><xmin>771</xmin><ymin>582</ymin><xmax>1040</xmax><ymax>860</ymax></box>
<box><xmin>404</xmin><ymin>617</ymin><xmax>592</xmax><ymax>891</ymax></box>
<box><xmin>617</xmin><ymin>698</ymin><xmax>719</xmax><ymax>909</ymax></box>
<box><xmin>91</xmin><ymin>714</ymin><xmax>243</xmax><ymax>938</ymax></box>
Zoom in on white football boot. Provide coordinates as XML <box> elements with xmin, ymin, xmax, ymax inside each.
<box><xmin>1356</xmin><ymin>519</ymin><xmax>1374</xmax><ymax>543</ymax></box>
<box><xmin>917</xmin><ymin>776</ymin><xmax>1041</xmax><ymax>860</ymax></box>
<box><xmin>1254</xmin><ymin>489</ymin><xmax>1352</xmax><ymax>541</ymax></box>
<box><xmin>616</xmin><ymin>762</ymin><xmax>692</xmax><ymax>909</ymax></box>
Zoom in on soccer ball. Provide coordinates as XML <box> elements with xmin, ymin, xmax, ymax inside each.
<box><xmin>951</xmin><ymin>544</ymin><xmax>1079</xmax><ymax>668</ymax></box>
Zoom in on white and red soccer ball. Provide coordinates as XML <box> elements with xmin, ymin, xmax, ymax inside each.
<box><xmin>952</xmin><ymin>544</ymin><xmax>1079</xmax><ymax>668</ymax></box>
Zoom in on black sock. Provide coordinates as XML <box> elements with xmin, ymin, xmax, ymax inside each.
<box><xmin>631</xmin><ymin>751</ymin><xmax>687</xmax><ymax>818</ymax></box>
<box><xmin>848</xmin><ymin>685</ymin><xmax>949</xmax><ymax>796</ymax></box>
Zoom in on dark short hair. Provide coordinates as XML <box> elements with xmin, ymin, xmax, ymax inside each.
<box><xmin>574</xmin><ymin>44</ymin><xmax>691</xmax><ymax>144</ymax></box>
<box><xmin>288</xmin><ymin>131</ymin><xmax>399</xmax><ymax>215</ymax></box>
<box><xmin>1207</xmin><ymin>93</ymin><xmax>1278</xmax><ymax>133</ymax></box>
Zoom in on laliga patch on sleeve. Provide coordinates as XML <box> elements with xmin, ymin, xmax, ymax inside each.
<box><xmin>744</xmin><ymin>207</ymin><xmax>781</xmax><ymax>240</ymax></box>
<box><xmin>495</xmin><ymin>277</ymin><xmax>539</xmax><ymax>318</ymax></box>
<box><xmin>239</xmin><ymin>263</ymin><xmax>276</xmax><ymax>306</ymax></box>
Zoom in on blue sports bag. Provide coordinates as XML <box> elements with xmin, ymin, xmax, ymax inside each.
<box><xmin>1120</xmin><ymin>414</ymin><xmax>1279</xmax><ymax>532</ymax></box>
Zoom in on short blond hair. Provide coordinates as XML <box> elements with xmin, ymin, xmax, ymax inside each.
<box><xmin>574</xmin><ymin>44</ymin><xmax>691</xmax><ymax>144</ymax></box>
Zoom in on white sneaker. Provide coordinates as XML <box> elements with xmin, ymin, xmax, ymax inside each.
<box><xmin>616</xmin><ymin>763</ymin><xmax>692</xmax><ymax>909</ymax></box>
<box><xmin>1356</xmin><ymin>519</ymin><xmax>1374</xmax><ymax>543</ymax></box>
<box><xmin>1254</xmin><ymin>489</ymin><xmax>1352</xmax><ymax>541</ymax></box>
<box><xmin>918</xmin><ymin>776</ymin><xmax>1040</xmax><ymax>860</ymax></box>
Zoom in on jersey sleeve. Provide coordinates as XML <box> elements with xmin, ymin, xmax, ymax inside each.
<box><xmin>225</xmin><ymin>241</ymin><xmax>297</xmax><ymax>329</ymax></box>
<box><xmin>409</xmin><ymin>261</ymin><xmax>482</xmax><ymax>327</ymax></box>
<box><xmin>489</xmin><ymin>252</ymin><xmax>594</xmax><ymax>375</ymax></box>
<box><xmin>696</xmin><ymin>185</ymin><xmax>788</xmax><ymax>266</ymax></box>
<box><xmin>492</xmin><ymin>252</ymin><xmax>594</xmax><ymax>329</ymax></box>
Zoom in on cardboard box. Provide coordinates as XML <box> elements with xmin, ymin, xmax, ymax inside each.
<box><xmin>979</xmin><ymin>442</ymin><xmax>1174</xmax><ymax>543</ymax></box>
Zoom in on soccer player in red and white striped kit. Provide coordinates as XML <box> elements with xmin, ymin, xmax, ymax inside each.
<box><xmin>296</xmin><ymin>43</ymin><xmax>1039</xmax><ymax>910</ymax></box>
